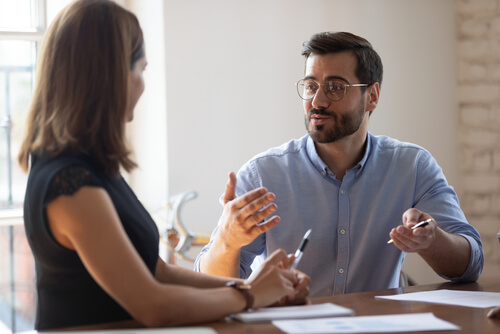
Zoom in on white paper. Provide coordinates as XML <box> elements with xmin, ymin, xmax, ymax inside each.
<box><xmin>231</xmin><ymin>302</ymin><xmax>354</xmax><ymax>323</ymax></box>
<box><xmin>272</xmin><ymin>312</ymin><xmax>460</xmax><ymax>333</ymax></box>
<box><xmin>375</xmin><ymin>289</ymin><xmax>500</xmax><ymax>308</ymax></box>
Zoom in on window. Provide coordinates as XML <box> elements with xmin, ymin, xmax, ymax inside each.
<box><xmin>0</xmin><ymin>1</ymin><xmax>73</xmax><ymax>332</ymax></box>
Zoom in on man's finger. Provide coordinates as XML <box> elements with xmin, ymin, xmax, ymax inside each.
<box><xmin>231</xmin><ymin>187</ymin><xmax>273</xmax><ymax>211</ymax></box>
<box><xmin>223</xmin><ymin>172</ymin><xmax>237</xmax><ymax>204</ymax></box>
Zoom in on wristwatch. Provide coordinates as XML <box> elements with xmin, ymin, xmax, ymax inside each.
<box><xmin>226</xmin><ymin>281</ymin><xmax>254</xmax><ymax>310</ymax></box>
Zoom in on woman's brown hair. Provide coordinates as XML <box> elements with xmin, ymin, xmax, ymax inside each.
<box><xmin>18</xmin><ymin>0</ymin><xmax>144</xmax><ymax>175</ymax></box>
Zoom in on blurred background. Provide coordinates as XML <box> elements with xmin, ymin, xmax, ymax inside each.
<box><xmin>1</xmin><ymin>0</ymin><xmax>499</xmax><ymax>332</ymax></box>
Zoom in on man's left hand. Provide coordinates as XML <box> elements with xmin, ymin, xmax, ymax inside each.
<box><xmin>389</xmin><ymin>208</ymin><xmax>436</xmax><ymax>252</ymax></box>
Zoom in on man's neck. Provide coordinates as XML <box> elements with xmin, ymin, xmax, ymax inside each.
<box><xmin>314</xmin><ymin>130</ymin><xmax>368</xmax><ymax>181</ymax></box>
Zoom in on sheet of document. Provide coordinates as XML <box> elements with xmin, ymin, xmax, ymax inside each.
<box><xmin>375</xmin><ymin>289</ymin><xmax>500</xmax><ymax>308</ymax></box>
<box><xmin>272</xmin><ymin>312</ymin><xmax>460</xmax><ymax>333</ymax></box>
<box><xmin>231</xmin><ymin>302</ymin><xmax>354</xmax><ymax>323</ymax></box>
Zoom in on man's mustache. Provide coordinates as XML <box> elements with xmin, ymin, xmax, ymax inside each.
<box><xmin>309</xmin><ymin>108</ymin><xmax>333</xmax><ymax>117</ymax></box>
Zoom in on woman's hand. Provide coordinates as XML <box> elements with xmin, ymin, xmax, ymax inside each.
<box><xmin>275</xmin><ymin>268</ymin><xmax>311</xmax><ymax>306</ymax></box>
<box><xmin>268</xmin><ymin>254</ymin><xmax>311</xmax><ymax>307</ymax></box>
<box><xmin>246</xmin><ymin>249</ymin><xmax>310</xmax><ymax>309</ymax></box>
<box><xmin>488</xmin><ymin>305</ymin><xmax>500</xmax><ymax>319</ymax></box>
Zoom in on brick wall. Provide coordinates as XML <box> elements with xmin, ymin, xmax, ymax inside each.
<box><xmin>457</xmin><ymin>0</ymin><xmax>500</xmax><ymax>277</ymax></box>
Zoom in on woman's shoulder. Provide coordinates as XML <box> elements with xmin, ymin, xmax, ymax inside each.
<box><xmin>28</xmin><ymin>152</ymin><xmax>103</xmax><ymax>204</ymax></box>
<box><xmin>31</xmin><ymin>152</ymin><xmax>94</xmax><ymax>172</ymax></box>
<box><xmin>45</xmin><ymin>164</ymin><xmax>102</xmax><ymax>204</ymax></box>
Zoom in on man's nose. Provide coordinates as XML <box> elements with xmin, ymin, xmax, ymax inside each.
<box><xmin>311</xmin><ymin>86</ymin><xmax>330</xmax><ymax>110</ymax></box>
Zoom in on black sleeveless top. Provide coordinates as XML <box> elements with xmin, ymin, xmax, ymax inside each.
<box><xmin>23</xmin><ymin>153</ymin><xmax>159</xmax><ymax>330</ymax></box>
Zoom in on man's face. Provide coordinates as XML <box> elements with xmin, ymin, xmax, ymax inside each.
<box><xmin>303</xmin><ymin>51</ymin><xmax>369</xmax><ymax>144</ymax></box>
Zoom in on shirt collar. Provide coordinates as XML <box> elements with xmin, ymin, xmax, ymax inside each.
<box><xmin>306</xmin><ymin>135</ymin><xmax>328</xmax><ymax>175</ymax></box>
<box><xmin>306</xmin><ymin>132</ymin><xmax>373</xmax><ymax>177</ymax></box>
<box><xmin>356</xmin><ymin>132</ymin><xmax>373</xmax><ymax>173</ymax></box>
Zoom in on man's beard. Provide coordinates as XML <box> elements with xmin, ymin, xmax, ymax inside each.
<box><xmin>305</xmin><ymin>103</ymin><xmax>365</xmax><ymax>144</ymax></box>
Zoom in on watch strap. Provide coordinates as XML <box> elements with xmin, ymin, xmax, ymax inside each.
<box><xmin>226</xmin><ymin>281</ymin><xmax>254</xmax><ymax>310</ymax></box>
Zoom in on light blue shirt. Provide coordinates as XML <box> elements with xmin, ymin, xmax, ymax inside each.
<box><xmin>195</xmin><ymin>133</ymin><xmax>483</xmax><ymax>297</ymax></box>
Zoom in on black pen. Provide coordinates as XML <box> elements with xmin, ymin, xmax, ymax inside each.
<box><xmin>291</xmin><ymin>229</ymin><xmax>312</xmax><ymax>269</ymax></box>
<box><xmin>387</xmin><ymin>218</ymin><xmax>432</xmax><ymax>244</ymax></box>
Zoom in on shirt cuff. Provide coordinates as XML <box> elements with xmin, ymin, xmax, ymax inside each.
<box><xmin>440</xmin><ymin>233</ymin><xmax>483</xmax><ymax>282</ymax></box>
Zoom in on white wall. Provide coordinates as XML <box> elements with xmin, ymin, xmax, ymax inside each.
<box><xmin>134</xmin><ymin>0</ymin><xmax>458</xmax><ymax>283</ymax></box>
<box><xmin>126</xmin><ymin>0</ymin><xmax>169</xmax><ymax>211</ymax></box>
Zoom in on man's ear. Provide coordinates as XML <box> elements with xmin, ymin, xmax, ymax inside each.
<box><xmin>365</xmin><ymin>82</ymin><xmax>380</xmax><ymax>113</ymax></box>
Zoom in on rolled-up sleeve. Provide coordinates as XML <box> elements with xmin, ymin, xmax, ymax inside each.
<box><xmin>443</xmin><ymin>233</ymin><xmax>483</xmax><ymax>282</ymax></box>
<box><xmin>414</xmin><ymin>150</ymin><xmax>484</xmax><ymax>282</ymax></box>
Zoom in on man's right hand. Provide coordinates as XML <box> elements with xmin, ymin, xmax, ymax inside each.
<box><xmin>198</xmin><ymin>172</ymin><xmax>280</xmax><ymax>277</ymax></box>
<box><xmin>216</xmin><ymin>172</ymin><xmax>281</xmax><ymax>250</ymax></box>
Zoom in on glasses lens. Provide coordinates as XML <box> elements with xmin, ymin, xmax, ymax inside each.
<box><xmin>297</xmin><ymin>79</ymin><xmax>318</xmax><ymax>100</ymax></box>
<box><xmin>325</xmin><ymin>80</ymin><xmax>346</xmax><ymax>101</ymax></box>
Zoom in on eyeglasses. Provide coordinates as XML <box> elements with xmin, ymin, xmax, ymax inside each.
<box><xmin>296</xmin><ymin>79</ymin><xmax>369</xmax><ymax>101</ymax></box>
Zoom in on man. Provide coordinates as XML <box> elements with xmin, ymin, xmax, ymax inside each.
<box><xmin>194</xmin><ymin>32</ymin><xmax>483</xmax><ymax>297</ymax></box>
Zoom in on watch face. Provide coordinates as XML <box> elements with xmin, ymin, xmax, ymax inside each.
<box><xmin>226</xmin><ymin>281</ymin><xmax>251</xmax><ymax>289</ymax></box>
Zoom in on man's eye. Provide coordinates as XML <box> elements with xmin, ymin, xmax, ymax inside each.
<box><xmin>328</xmin><ymin>82</ymin><xmax>344</xmax><ymax>91</ymax></box>
<box><xmin>304</xmin><ymin>82</ymin><xmax>318</xmax><ymax>92</ymax></box>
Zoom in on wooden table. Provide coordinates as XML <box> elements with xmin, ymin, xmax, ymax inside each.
<box><xmin>56</xmin><ymin>277</ymin><xmax>500</xmax><ymax>334</ymax></box>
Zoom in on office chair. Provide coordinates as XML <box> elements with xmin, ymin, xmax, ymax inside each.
<box><xmin>151</xmin><ymin>191</ymin><xmax>210</xmax><ymax>264</ymax></box>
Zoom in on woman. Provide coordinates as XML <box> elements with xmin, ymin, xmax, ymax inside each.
<box><xmin>489</xmin><ymin>306</ymin><xmax>500</xmax><ymax>319</ymax></box>
<box><xmin>18</xmin><ymin>0</ymin><xmax>309</xmax><ymax>330</ymax></box>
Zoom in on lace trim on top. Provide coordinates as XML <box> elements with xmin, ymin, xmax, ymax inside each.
<box><xmin>45</xmin><ymin>166</ymin><xmax>102</xmax><ymax>204</ymax></box>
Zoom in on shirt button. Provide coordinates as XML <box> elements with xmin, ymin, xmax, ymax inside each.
<box><xmin>341</xmin><ymin>189</ymin><xmax>345</xmax><ymax>194</ymax></box>
<box><xmin>340</xmin><ymin>229</ymin><xmax>346</xmax><ymax>235</ymax></box>
<box><xmin>339</xmin><ymin>269</ymin><xmax>344</xmax><ymax>274</ymax></box>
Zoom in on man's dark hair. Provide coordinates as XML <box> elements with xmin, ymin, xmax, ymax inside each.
<box><xmin>301</xmin><ymin>32</ymin><xmax>383</xmax><ymax>88</ymax></box>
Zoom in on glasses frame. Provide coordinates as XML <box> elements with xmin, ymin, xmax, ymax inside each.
<box><xmin>296</xmin><ymin>79</ymin><xmax>369</xmax><ymax>102</ymax></box>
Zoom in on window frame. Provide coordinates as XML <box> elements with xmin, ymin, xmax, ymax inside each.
<box><xmin>0</xmin><ymin>2</ymin><xmax>47</xmax><ymax>332</ymax></box>
<box><xmin>0</xmin><ymin>0</ymin><xmax>46</xmax><ymax>218</ymax></box>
